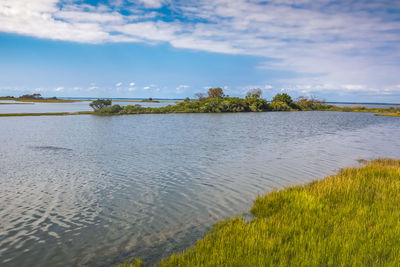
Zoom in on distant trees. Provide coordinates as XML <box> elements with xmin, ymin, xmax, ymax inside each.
<box><xmin>271</xmin><ymin>93</ymin><xmax>292</xmax><ymax>104</ymax></box>
<box><xmin>246</xmin><ymin>88</ymin><xmax>263</xmax><ymax>99</ymax></box>
<box><xmin>295</xmin><ymin>96</ymin><xmax>325</xmax><ymax>109</ymax></box>
<box><xmin>208</xmin><ymin>88</ymin><xmax>225</xmax><ymax>98</ymax></box>
<box><xmin>19</xmin><ymin>93</ymin><xmax>43</xmax><ymax>99</ymax></box>
<box><xmin>89</xmin><ymin>90</ymin><xmax>332</xmax><ymax>115</ymax></box>
<box><xmin>89</xmin><ymin>99</ymin><xmax>112</xmax><ymax>111</ymax></box>
<box><xmin>194</xmin><ymin>93</ymin><xmax>206</xmax><ymax>100</ymax></box>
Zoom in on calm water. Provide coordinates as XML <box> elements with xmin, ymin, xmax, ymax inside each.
<box><xmin>0</xmin><ymin>101</ymin><xmax>175</xmax><ymax>114</ymax></box>
<box><xmin>1</xmin><ymin>111</ymin><xmax>400</xmax><ymax>266</ymax></box>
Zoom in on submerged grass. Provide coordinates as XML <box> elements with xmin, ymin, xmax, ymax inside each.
<box><xmin>150</xmin><ymin>159</ymin><xmax>400</xmax><ymax>266</ymax></box>
<box><xmin>0</xmin><ymin>111</ymin><xmax>93</xmax><ymax>116</ymax></box>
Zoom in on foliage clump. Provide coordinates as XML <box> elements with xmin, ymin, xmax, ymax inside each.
<box><xmin>90</xmin><ymin>88</ymin><xmax>400</xmax><ymax>115</ymax></box>
<box><xmin>90</xmin><ymin>99</ymin><xmax>112</xmax><ymax>111</ymax></box>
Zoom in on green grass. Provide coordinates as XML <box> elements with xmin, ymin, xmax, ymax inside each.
<box><xmin>152</xmin><ymin>159</ymin><xmax>400</xmax><ymax>266</ymax></box>
<box><xmin>0</xmin><ymin>111</ymin><xmax>94</xmax><ymax>116</ymax></box>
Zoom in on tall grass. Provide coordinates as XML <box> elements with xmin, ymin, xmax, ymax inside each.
<box><xmin>155</xmin><ymin>159</ymin><xmax>400</xmax><ymax>266</ymax></box>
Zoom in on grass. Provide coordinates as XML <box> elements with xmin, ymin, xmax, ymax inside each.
<box><xmin>374</xmin><ymin>113</ymin><xmax>400</xmax><ymax>117</ymax></box>
<box><xmin>139</xmin><ymin>159</ymin><xmax>400</xmax><ymax>266</ymax></box>
<box><xmin>0</xmin><ymin>111</ymin><xmax>94</xmax><ymax>116</ymax></box>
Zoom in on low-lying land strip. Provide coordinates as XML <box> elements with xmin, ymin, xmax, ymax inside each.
<box><xmin>375</xmin><ymin>113</ymin><xmax>400</xmax><ymax>117</ymax></box>
<box><xmin>120</xmin><ymin>159</ymin><xmax>400</xmax><ymax>266</ymax></box>
<box><xmin>0</xmin><ymin>97</ymin><xmax>83</xmax><ymax>103</ymax></box>
<box><xmin>0</xmin><ymin>111</ymin><xmax>93</xmax><ymax>116</ymax></box>
<box><xmin>1</xmin><ymin>90</ymin><xmax>399</xmax><ymax>116</ymax></box>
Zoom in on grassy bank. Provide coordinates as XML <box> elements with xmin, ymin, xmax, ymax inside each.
<box><xmin>0</xmin><ymin>111</ymin><xmax>93</xmax><ymax>116</ymax></box>
<box><xmin>375</xmin><ymin>113</ymin><xmax>400</xmax><ymax>117</ymax></box>
<box><xmin>119</xmin><ymin>159</ymin><xmax>400</xmax><ymax>266</ymax></box>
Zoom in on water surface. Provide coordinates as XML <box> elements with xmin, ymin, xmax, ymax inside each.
<box><xmin>0</xmin><ymin>111</ymin><xmax>399</xmax><ymax>266</ymax></box>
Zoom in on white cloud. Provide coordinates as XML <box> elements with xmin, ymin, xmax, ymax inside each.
<box><xmin>115</xmin><ymin>82</ymin><xmax>122</xmax><ymax>87</ymax></box>
<box><xmin>176</xmin><ymin>84</ymin><xmax>189</xmax><ymax>93</ymax></box>
<box><xmin>54</xmin><ymin>86</ymin><xmax>63</xmax><ymax>92</ymax></box>
<box><xmin>341</xmin><ymin>84</ymin><xmax>365</xmax><ymax>91</ymax></box>
<box><xmin>88</xmin><ymin>86</ymin><xmax>98</xmax><ymax>91</ymax></box>
<box><xmin>132</xmin><ymin>0</ymin><xmax>165</xmax><ymax>8</ymax></box>
<box><xmin>0</xmin><ymin>0</ymin><xmax>400</xmax><ymax>93</ymax></box>
<box><xmin>264</xmin><ymin>84</ymin><xmax>272</xmax><ymax>89</ymax></box>
<box><xmin>143</xmin><ymin>86</ymin><xmax>150</xmax><ymax>90</ymax></box>
<box><xmin>129</xmin><ymin>82</ymin><xmax>135</xmax><ymax>86</ymax></box>
<box><xmin>128</xmin><ymin>87</ymin><xmax>136</xmax><ymax>91</ymax></box>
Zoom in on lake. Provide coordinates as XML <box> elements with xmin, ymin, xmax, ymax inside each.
<box><xmin>1</xmin><ymin>111</ymin><xmax>400</xmax><ymax>266</ymax></box>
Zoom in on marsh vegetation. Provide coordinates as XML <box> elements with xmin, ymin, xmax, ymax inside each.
<box><xmin>154</xmin><ymin>159</ymin><xmax>400</xmax><ymax>266</ymax></box>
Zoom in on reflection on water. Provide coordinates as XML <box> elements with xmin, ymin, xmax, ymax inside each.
<box><xmin>0</xmin><ymin>111</ymin><xmax>400</xmax><ymax>266</ymax></box>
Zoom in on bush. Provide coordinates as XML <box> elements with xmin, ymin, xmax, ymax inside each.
<box><xmin>90</xmin><ymin>99</ymin><xmax>112</xmax><ymax>111</ymax></box>
<box><xmin>208</xmin><ymin>88</ymin><xmax>225</xmax><ymax>98</ymax></box>
<box><xmin>97</xmin><ymin>104</ymin><xmax>122</xmax><ymax>114</ymax></box>
<box><xmin>270</xmin><ymin>101</ymin><xmax>292</xmax><ymax>111</ymax></box>
<box><xmin>271</xmin><ymin>93</ymin><xmax>292</xmax><ymax>104</ymax></box>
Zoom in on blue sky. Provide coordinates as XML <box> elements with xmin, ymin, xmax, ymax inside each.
<box><xmin>0</xmin><ymin>0</ymin><xmax>400</xmax><ymax>102</ymax></box>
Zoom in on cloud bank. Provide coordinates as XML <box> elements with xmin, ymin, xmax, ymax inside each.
<box><xmin>1</xmin><ymin>0</ymin><xmax>400</xmax><ymax>96</ymax></box>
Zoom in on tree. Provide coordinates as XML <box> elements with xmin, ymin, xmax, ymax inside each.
<box><xmin>208</xmin><ymin>87</ymin><xmax>225</xmax><ymax>98</ymax></box>
<box><xmin>271</xmin><ymin>93</ymin><xmax>292</xmax><ymax>104</ymax></box>
<box><xmin>90</xmin><ymin>99</ymin><xmax>112</xmax><ymax>111</ymax></box>
<box><xmin>19</xmin><ymin>93</ymin><xmax>42</xmax><ymax>99</ymax></box>
<box><xmin>246</xmin><ymin>88</ymin><xmax>263</xmax><ymax>99</ymax></box>
<box><xmin>195</xmin><ymin>93</ymin><xmax>205</xmax><ymax>100</ymax></box>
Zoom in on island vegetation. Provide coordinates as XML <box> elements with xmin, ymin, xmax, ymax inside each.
<box><xmin>0</xmin><ymin>93</ymin><xmax>82</xmax><ymax>103</ymax></box>
<box><xmin>140</xmin><ymin>97</ymin><xmax>160</xmax><ymax>103</ymax></box>
<box><xmin>119</xmin><ymin>158</ymin><xmax>400</xmax><ymax>266</ymax></box>
<box><xmin>91</xmin><ymin>88</ymin><xmax>400</xmax><ymax>115</ymax></box>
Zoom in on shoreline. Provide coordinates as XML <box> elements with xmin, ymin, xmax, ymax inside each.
<box><xmin>0</xmin><ymin>111</ymin><xmax>94</xmax><ymax>116</ymax></box>
<box><xmin>0</xmin><ymin>109</ymin><xmax>399</xmax><ymax>117</ymax></box>
<box><xmin>135</xmin><ymin>158</ymin><xmax>400</xmax><ymax>266</ymax></box>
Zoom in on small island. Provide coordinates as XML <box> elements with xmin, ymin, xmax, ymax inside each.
<box><xmin>0</xmin><ymin>93</ymin><xmax>83</xmax><ymax>103</ymax></box>
<box><xmin>91</xmin><ymin>88</ymin><xmax>400</xmax><ymax>116</ymax></box>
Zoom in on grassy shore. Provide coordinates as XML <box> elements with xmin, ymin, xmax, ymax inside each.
<box><xmin>0</xmin><ymin>111</ymin><xmax>93</xmax><ymax>116</ymax></box>
<box><xmin>375</xmin><ymin>113</ymin><xmax>400</xmax><ymax>117</ymax></box>
<box><xmin>120</xmin><ymin>158</ymin><xmax>400</xmax><ymax>266</ymax></box>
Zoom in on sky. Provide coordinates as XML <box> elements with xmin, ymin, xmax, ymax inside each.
<box><xmin>0</xmin><ymin>0</ymin><xmax>400</xmax><ymax>102</ymax></box>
